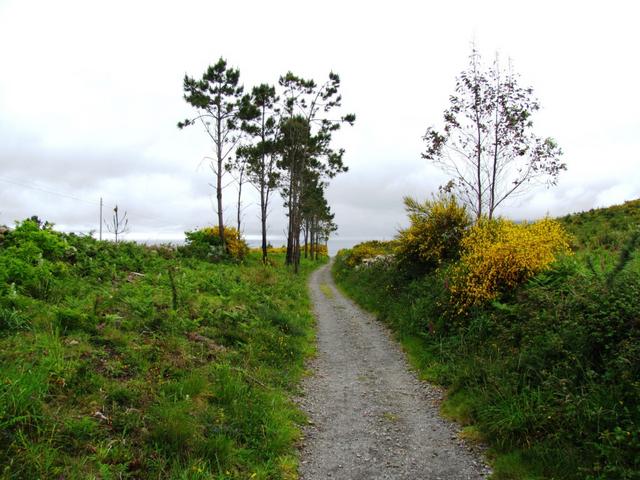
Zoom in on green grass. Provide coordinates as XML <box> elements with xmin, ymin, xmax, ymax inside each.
<box><xmin>333</xmin><ymin>199</ymin><xmax>640</xmax><ymax>480</ymax></box>
<box><xmin>0</xmin><ymin>219</ymin><xmax>324</xmax><ymax>479</ymax></box>
<box><xmin>559</xmin><ymin>198</ymin><xmax>640</xmax><ymax>251</ymax></box>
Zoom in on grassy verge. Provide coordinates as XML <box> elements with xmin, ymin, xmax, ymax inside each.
<box><xmin>332</xmin><ymin>205</ymin><xmax>640</xmax><ymax>479</ymax></box>
<box><xmin>0</xmin><ymin>220</ymin><xmax>323</xmax><ymax>479</ymax></box>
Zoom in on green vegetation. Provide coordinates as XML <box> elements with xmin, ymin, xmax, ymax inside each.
<box><xmin>560</xmin><ymin>199</ymin><xmax>640</xmax><ymax>251</ymax></box>
<box><xmin>395</xmin><ymin>195</ymin><xmax>470</xmax><ymax>273</ymax></box>
<box><xmin>342</xmin><ymin>240</ymin><xmax>395</xmax><ymax>268</ymax></box>
<box><xmin>182</xmin><ymin>226</ymin><xmax>249</xmax><ymax>262</ymax></box>
<box><xmin>0</xmin><ymin>218</ymin><xmax>323</xmax><ymax>479</ymax></box>
<box><xmin>334</xmin><ymin>199</ymin><xmax>640</xmax><ymax>479</ymax></box>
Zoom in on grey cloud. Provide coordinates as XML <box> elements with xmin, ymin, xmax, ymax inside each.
<box><xmin>1</xmin><ymin>0</ymin><xmax>639</xmax><ymax>244</ymax></box>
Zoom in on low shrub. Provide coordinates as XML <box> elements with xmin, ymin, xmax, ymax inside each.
<box><xmin>181</xmin><ymin>226</ymin><xmax>249</xmax><ymax>261</ymax></box>
<box><xmin>450</xmin><ymin>218</ymin><xmax>571</xmax><ymax>309</ymax></box>
<box><xmin>309</xmin><ymin>243</ymin><xmax>328</xmax><ymax>257</ymax></box>
<box><xmin>0</xmin><ymin>246</ymin><xmax>66</xmax><ymax>300</ymax></box>
<box><xmin>395</xmin><ymin>194</ymin><xmax>471</xmax><ymax>273</ymax></box>
<box><xmin>3</xmin><ymin>218</ymin><xmax>69</xmax><ymax>261</ymax></box>
<box><xmin>343</xmin><ymin>240</ymin><xmax>395</xmax><ymax>267</ymax></box>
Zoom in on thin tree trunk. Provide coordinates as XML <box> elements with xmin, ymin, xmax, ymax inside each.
<box><xmin>304</xmin><ymin>220</ymin><xmax>309</xmax><ymax>259</ymax></box>
<box><xmin>260</xmin><ymin>107</ymin><xmax>268</xmax><ymax>264</ymax></box>
<box><xmin>216</xmin><ymin>112</ymin><xmax>225</xmax><ymax>248</ymax></box>
<box><xmin>292</xmin><ymin>172</ymin><xmax>301</xmax><ymax>272</ymax></box>
<box><xmin>475</xmin><ymin>110</ymin><xmax>483</xmax><ymax>220</ymax></box>
<box><xmin>293</xmin><ymin>201</ymin><xmax>300</xmax><ymax>271</ymax></box>
<box><xmin>286</xmin><ymin>182</ymin><xmax>294</xmax><ymax>265</ymax></box>
<box><xmin>472</xmin><ymin>54</ymin><xmax>483</xmax><ymax>221</ymax></box>
<box><xmin>293</xmin><ymin>224</ymin><xmax>300</xmax><ymax>274</ymax></box>
<box><xmin>489</xmin><ymin>67</ymin><xmax>500</xmax><ymax>220</ymax></box>
<box><xmin>260</xmin><ymin>183</ymin><xmax>268</xmax><ymax>264</ymax></box>
<box><xmin>236</xmin><ymin>168</ymin><xmax>243</xmax><ymax>234</ymax></box>
<box><xmin>308</xmin><ymin>220</ymin><xmax>312</xmax><ymax>259</ymax></box>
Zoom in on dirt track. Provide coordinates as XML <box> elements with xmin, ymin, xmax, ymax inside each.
<box><xmin>298</xmin><ymin>263</ymin><xmax>491</xmax><ymax>479</ymax></box>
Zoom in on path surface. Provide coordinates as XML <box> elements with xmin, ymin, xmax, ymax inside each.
<box><xmin>298</xmin><ymin>263</ymin><xmax>491</xmax><ymax>480</ymax></box>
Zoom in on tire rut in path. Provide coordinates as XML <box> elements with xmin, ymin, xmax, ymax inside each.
<box><xmin>298</xmin><ymin>263</ymin><xmax>491</xmax><ymax>480</ymax></box>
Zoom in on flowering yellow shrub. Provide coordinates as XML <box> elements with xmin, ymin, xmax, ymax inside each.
<box><xmin>249</xmin><ymin>245</ymin><xmax>287</xmax><ymax>254</ymax></box>
<box><xmin>184</xmin><ymin>226</ymin><xmax>249</xmax><ymax>261</ymax></box>
<box><xmin>309</xmin><ymin>244</ymin><xmax>328</xmax><ymax>257</ymax></box>
<box><xmin>214</xmin><ymin>227</ymin><xmax>248</xmax><ymax>260</ymax></box>
<box><xmin>450</xmin><ymin>218</ymin><xmax>571</xmax><ymax>309</ymax></box>
<box><xmin>345</xmin><ymin>241</ymin><xmax>394</xmax><ymax>267</ymax></box>
<box><xmin>395</xmin><ymin>195</ymin><xmax>471</xmax><ymax>270</ymax></box>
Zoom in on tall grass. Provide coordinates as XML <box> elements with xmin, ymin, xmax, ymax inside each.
<box><xmin>0</xmin><ymin>219</ymin><xmax>322</xmax><ymax>479</ymax></box>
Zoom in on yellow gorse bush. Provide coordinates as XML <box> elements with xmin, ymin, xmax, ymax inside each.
<box><xmin>395</xmin><ymin>195</ymin><xmax>471</xmax><ymax>270</ymax></box>
<box><xmin>310</xmin><ymin>244</ymin><xmax>328</xmax><ymax>256</ymax></box>
<box><xmin>450</xmin><ymin>218</ymin><xmax>572</xmax><ymax>309</ymax></box>
<box><xmin>200</xmin><ymin>226</ymin><xmax>249</xmax><ymax>260</ymax></box>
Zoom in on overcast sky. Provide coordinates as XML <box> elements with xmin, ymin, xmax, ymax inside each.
<box><xmin>1</xmin><ymin>0</ymin><xmax>638</xmax><ymax>246</ymax></box>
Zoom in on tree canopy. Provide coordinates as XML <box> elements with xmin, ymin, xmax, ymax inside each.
<box><xmin>179</xmin><ymin>60</ymin><xmax>354</xmax><ymax>269</ymax></box>
<box><xmin>178</xmin><ymin>57</ymin><xmax>244</xmax><ymax>246</ymax></box>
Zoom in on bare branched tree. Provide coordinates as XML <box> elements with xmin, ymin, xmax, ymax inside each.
<box><xmin>105</xmin><ymin>205</ymin><xmax>129</xmax><ymax>243</ymax></box>
<box><xmin>423</xmin><ymin>47</ymin><xmax>565</xmax><ymax>220</ymax></box>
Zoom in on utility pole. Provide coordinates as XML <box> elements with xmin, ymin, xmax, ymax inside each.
<box><xmin>99</xmin><ymin>197</ymin><xmax>103</xmax><ymax>240</ymax></box>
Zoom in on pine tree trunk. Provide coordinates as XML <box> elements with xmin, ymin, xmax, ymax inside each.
<box><xmin>216</xmin><ymin>112</ymin><xmax>225</xmax><ymax>248</ymax></box>
<box><xmin>260</xmin><ymin>108</ymin><xmax>268</xmax><ymax>264</ymax></box>
<box><xmin>286</xmin><ymin>189</ymin><xmax>294</xmax><ymax>266</ymax></box>
<box><xmin>308</xmin><ymin>221</ymin><xmax>311</xmax><ymax>259</ymax></box>
<box><xmin>260</xmin><ymin>184</ymin><xmax>268</xmax><ymax>264</ymax></box>
<box><xmin>236</xmin><ymin>169</ymin><xmax>243</xmax><ymax>235</ymax></box>
<box><xmin>304</xmin><ymin>220</ymin><xmax>309</xmax><ymax>259</ymax></box>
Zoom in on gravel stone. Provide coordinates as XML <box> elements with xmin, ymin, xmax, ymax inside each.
<box><xmin>298</xmin><ymin>263</ymin><xmax>492</xmax><ymax>479</ymax></box>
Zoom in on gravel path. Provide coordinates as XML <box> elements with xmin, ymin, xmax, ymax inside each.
<box><xmin>298</xmin><ymin>263</ymin><xmax>491</xmax><ymax>480</ymax></box>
